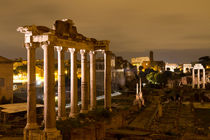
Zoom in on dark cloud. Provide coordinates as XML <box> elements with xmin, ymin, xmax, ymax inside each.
<box><xmin>182</xmin><ymin>34</ymin><xmax>210</xmax><ymax>40</ymax></box>
<box><xmin>0</xmin><ymin>0</ymin><xmax>210</xmax><ymax>63</ymax></box>
<box><xmin>150</xmin><ymin>14</ymin><xmax>192</xmax><ymax>25</ymax></box>
<box><xmin>118</xmin><ymin>48</ymin><xmax>210</xmax><ymax>64</ymax></box>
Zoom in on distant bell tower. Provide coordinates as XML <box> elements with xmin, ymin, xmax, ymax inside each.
<box><xmin>150</xmin><ymin>51</ymin><xmax>154</xmax><ymax>61</ymax></box>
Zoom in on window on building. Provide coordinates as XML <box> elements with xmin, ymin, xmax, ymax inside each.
<box><xmin>0</xmin><ymin>78</ymin><xmax>5</xmax><ymax>87</ymax></box>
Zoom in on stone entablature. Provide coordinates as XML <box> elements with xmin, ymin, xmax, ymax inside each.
<box><xmin>17</xmin><ymin>19</ymin><xmax>109</xmax><ymax>51</ymax></box>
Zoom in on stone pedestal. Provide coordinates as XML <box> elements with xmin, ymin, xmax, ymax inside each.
<box><xmin>80</xmin><ymin>49</ymin><xmax>89</xmax><ymax>113</ymax></box>
<box><xmin>24</xmin><ymin>129</ymin><xmax>42</xmax><ymax>140</ymax></box>
<box><xmin>69</xmin><ymin>48</ymin><xmax>78</xmax><ymax>118</ymax></box>
<box><xmin>43</xmin><ymin>128</ymin><xmax>62</xmax><ymax>140</ymax></box>
<box><xmin>56</xmin><ymin>46</ymin><xmax>66</xmax><ymax>120</ymax></box>
<box><xmin>104</xmin><ymin>51</ymin><xmax>112</xmax><ymax>111</ymax></box>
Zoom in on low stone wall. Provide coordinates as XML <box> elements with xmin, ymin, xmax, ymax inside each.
<box><xmin>65</xmin><ymin>111</ymin><xmax>129</xmax><ymax>140</ymax></box>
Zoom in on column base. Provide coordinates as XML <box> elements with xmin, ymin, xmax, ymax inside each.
<box><xmin>43</xmin><ymin>128</ymin><xmax>62</xmax><ymax>140</ymax></box>
<box><xmin>69</xmin><ymin>112</ymin><xmax>78</xmax><ymax>118</ymax></box>
<box><xmin>80</xmin><ymin>109</ymin><xmax>89</xmax><ymax>114</ymax></box>
<box><xmin>25</xmin><ymin>122</ymin><xmax>39</xmax><ymax>130</ymax></box>
<box><xmin>24</xmin><ymin>123</ymin><xmax>40</xmax><ymax>140</ymax></box>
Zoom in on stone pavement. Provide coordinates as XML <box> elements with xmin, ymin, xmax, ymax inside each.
<box><xmin>106</xmin><ymin>101</ymin><xmax>210</xmax><ymax>140</ymax></box>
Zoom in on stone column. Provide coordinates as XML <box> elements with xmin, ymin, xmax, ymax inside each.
<box><xmin>136</xmin><ymin>83</ymin><xmax>138</xmax><ymax>95</ymax></box>
<box><xmin>87</xmin><ymin>63</ymin><xmax>90</xmax><ymax>110</ymax></box>
<box><xmin>80</xmin><ymin>49</ymin><xmax>89</xmax><ymax>113</ymax></box>
<box><xmin>56</xmin><ymin>46</ymin><xmax>66</xmax><ymax>120</ymax></box>
<box><xmin>69</xmin><ymin>48</ymin><xmax>78</xmax><ymax>118</ymax></box>
<box><xmin>42</xmin><ymin>43</ymin><xmax>59</xmax><ymax>137</ymax></box>
<box><xmin>139</xmin><ymin>78</ymin><xmax>142</xmax><ymax>93</ymax></box>
<box><xmin>24</xmin><ymin>43</ymin><xmax>39</xmax><ymax>136</ymax></box>
<box><xmin>192</xmin><ymin>69</ymin><xmax>195</xmax><ymax>88</ymax></box>
<box><xmin>104</xmin><ymin>51</ymin><xmax>112</xmax><ymax>111</ymax></box>
<box><xmin>203</xmin><ymin>69</ymin><xmax>206</xmax><ymax>89</ymax></box>
<box><xmin>89</xmin><ymin>51</ymin><xmax>96</xmax><ymax>110</ymax></box>
<box><xmin>198</xmin><ymin>69</ymin><xmax>200</xmax><ymax>89</ymax></box>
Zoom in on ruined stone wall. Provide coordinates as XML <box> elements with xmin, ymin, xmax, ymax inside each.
<box><xmin>0</xmin><ymin>63</ymin><xmax>13</xmax><ymax>103</ymax></box>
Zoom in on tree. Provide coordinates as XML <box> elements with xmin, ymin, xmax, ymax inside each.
<box><xmin>198</xmin><ymin>56</ymin><xmax>210</xmax><ymax>68</ymax></box>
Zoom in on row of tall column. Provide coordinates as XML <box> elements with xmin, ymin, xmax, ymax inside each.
<box><xmin>24</xmin><ymin>42</ymin><xmax>112</xmax><ymax>139</ymax></box>
<box><xmin>192</xmin><ymin>68</ymin><xmax>205</xmax><ymax>89</ymax></box>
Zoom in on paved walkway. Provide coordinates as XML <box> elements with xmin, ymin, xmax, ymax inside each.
<box><xmin>129</xmin><ymin>104</ymin><xmax>158</xmax><ymax>130</ymax></box>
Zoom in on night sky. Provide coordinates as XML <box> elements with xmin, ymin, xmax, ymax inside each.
<box><xmin>0</xmin><ymin>0</ymin><xmax>210</xmax><ymax>63</ymax></box>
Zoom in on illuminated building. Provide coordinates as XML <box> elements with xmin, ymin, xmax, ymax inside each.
<box><xmin>131</xmin><ymin>51</ymin><xmax>165</xmax><ymax>72</ymax></box>
<box><xmin>0</xmin><ymin>56</ymin><xmax>13</xmax><ymax>103</ymax></box>
<box><xmin>131</xmin><ymin>57</ymin><xmax>150</xmax><ymax>71</ymax></box>
<box><xmin>165</xmin><ymin>63</ymin><xmax>179</xmax><ymax>72</ymax></box>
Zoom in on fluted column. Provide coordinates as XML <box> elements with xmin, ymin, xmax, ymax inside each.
<box><xmin>80</xmin><ymin>49</ymin><xmax>89</xmax><ymax>113</ymax></box>
<box><xmin>56</xmin><ymin>46</ymin><xmax>66</xmax><ymax>120</ymax></box>
<box><xmin>89</xmin><ymin>51</ymin><xmax>96</xmax><ymax>110</ymax></box>
<box><xmin>203</xmin><ymin>69</ymin><xmax>206</xmax><ymax>89</ymax></box>
<box><xmin>198</xmin><ymin>69</ymin><xmax>200</xmax><ymax>89</ymax></box>
<box><xmin>104</xmin><ymin>51</ymin><xmax>112</xmax><ymax>111</ymax></box>
<box><xmin>25</xmin><ymin>43</ymin><xmax>39</xmax><ymax>130</ymax></box>
<box><xmin>192</xmin><ymin>69</ymin><xmax>195</xmax><ymax>88</ymax></box>
<box><xmin>42</xmin><ymin>43</ymin><xmax>57</xmax><ymax>132</ymax></box>
<box><xmin>69</xmin><ymin>48</ymin><xmax>78</xmax><ymax>118</ymax></box>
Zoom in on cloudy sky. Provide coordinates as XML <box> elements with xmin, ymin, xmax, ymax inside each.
<box><xmin>0</xmin><ymin>0</ymin><xmax>210</xmax><ymax>63</ymax></box>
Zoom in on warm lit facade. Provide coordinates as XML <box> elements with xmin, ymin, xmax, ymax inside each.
<box><xmin>142</xmin><ymin>61</ymin><xmax>165</xmax><ymax>72</ymax></box>
<box><xmin>131</xmin><ymin>57</ymin><xmax>150</xmax><ymax>71</ymax></box>
<box><xmin>165</xmin><ymin>63</ymin><xmax>179</xmax><ymax>72</ymax></box>
<box><xmin>183</xmin><ymin>64</ymin><xmax>193</xmax><ymax>73</ymax></box>
<box><xmin>0</xmin><ymin>56</ymin><xmax>13</xmax><ymax>103</ymax></box>
<box><xmin>13</xmin><ymin>60</ymin><xmax>44</xmax><ymax>85</ymax></box>
<box><xmin>13</xmin><ymin>59</ymin><xmax>82</xmax><ymax>86</ymax></box>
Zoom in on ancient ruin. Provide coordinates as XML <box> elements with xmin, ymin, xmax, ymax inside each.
<box><xmin>192</xmin><ymin>64</ymin><xmax>206</xmax><ymax>89</ymax></box>
<box><xmin>17</xmin><ymin>19</ymin><xmax>112</xmax><ymax>140</ymax></box>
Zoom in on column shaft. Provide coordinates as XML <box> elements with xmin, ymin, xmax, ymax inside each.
<box><xmin>56</xmin><ymin>47</ymin><xmax>66</xmax><ymax>120</ymax></box>
<box><xmin>42</xmin><ymin>44</ymin><xmax>56</xmax><ymax>130</ymax></box>
<box><xmin>69</xmin><ymin>48</ymin><xmax>78</xmax><ymax>117</ymax></box>
<box><xmin>198</xmin><ymin>69</ymin><xmax>200</xmax><ymax>89</ymax></box>
<box><xmin>90</xmin><ymin>51</ymin><xmax>96</xmax><ymax>110</ymax></box>
<box><xmin>192</xmin><ymin>69</ymin><xmax>195</xmax><ymax>88</ymax></box>
<box><xmin>80</xmin><ymin>49</ymin><xmax>88</xmax><ymax>113</ymax></box>
<box><xmin>203</xmin><ymin>69</ymin><xmax>206</xmax><ymax>89</ymax></box>
<box><xmin>25</xmin><ymin>43</ymin><xmax>38</xmax><ymax>129</ymax></box>
<box><xmin>104</xmin><ymin>51</ymin><xmax>112</xmax><ymax>110</ymax></box>
<box><xmin>87</xmin><ymin>63</ymin><xmax>90</xmax><ymax>110</ymax></box>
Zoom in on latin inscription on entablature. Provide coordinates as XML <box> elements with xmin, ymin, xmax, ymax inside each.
<box><xmin>33</xmin><ymin>35</ymin><xmax>49</xmax><ymax>43</ymax></box>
